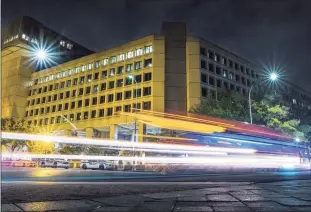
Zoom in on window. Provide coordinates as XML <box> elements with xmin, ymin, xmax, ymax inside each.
<box><xmin>108</xmin><ymin>94</ymin><xmax>114</xmax><ymax>102</ymax></box>
<box><xmin>241</xmin><ymin>77</ymin><xmax>245</xmax><ymax>85</ymax></box>
<box><xmin>109</xmin><ymin>68</ymin><xmax>115</xmax><ymax>76</ymax></box>
<box><xmin>135</xmin><ymin>48</ymin><xmax>143</xmax><ymax>56</ymax></box>
<box><xmin>95</xmin><ymin>60</ymin><xmax>101</xmax><ymax>68</ymax></box>
<box><xmin>222</xmin><ymin>57</ymin><xmax>227</xmax><ymax>65</ymax></box>
<box><xmin>52</xmin><ymin>105</ymin><xmax>56</xmax><ymax>112</ymax></box>
<box><xmin>133</xmin><ymin>103</ymin><xmax>141</xmax><ymax>111</ymax></box>
<box><xmin>93</xmin><ymin>85</ymin><xmax>98</xmax><ymax>92</ymax></box>
<box><xmin>201</xmin><ymin>73</ymin><xmax>207</xmax><ymax>83</ymax></box>
<box><xmin>60</xmin><ymin>81</ymin><xmax>65</xmax><ymax>88</ymax></box>
<box><xmin>100</xmin><ymin>96</ymin><xmax>105</xmax><ymax>104</ymax></box>
<box><xmin>64</xmin><ymin>103</ymin><xmax>69</xmax><ymax>110</ymax></box>
<box><xmin>229</xmin><ymin>60</ymin><xmax>233</xmax><ymax>68</ymax></box>
<box><xmin>65</xmin><ymin>91</ymin><xmax>70</xmax><ymax>98</ymax></box>
<box><xmin>80</xmin><ymin>76</ymin><xmax>85</xmax><ymax>84</ymax></box>
<box><xmin>85</xmin><ymin>99</ymin><xmax>90</xmax><ymax>107</ymax></box>
<box><xmin>209</xmin><ymin>76</ymin><xmax>215</xmax><ymax>86</ymax></box>
<box><xmin>217</xmin><ymin>79</ymin><xmax>221</xmax><ymax>88</ymax></box>
<box><xmin>118</xmin><ymin>53</ymin><xmax>125</xmax><ymax>61</ymax></box>
<box><xmin>133</xmin><ymin>88</ymin><xmax>141</xmax><ymax>98</ymax></box>
<box><xmin>126</xmin><ymin>64</ymin><xmax>133</xmax><ymax>72</ymax></box>
<box><xmin>78</xmin><ymin>100</ymin><xmax>82</xmax><ymax>108</ymax></box>
<box><xmin>135</xmin><ymin>61</ymin><xmax>142</xmax><ymax>70</ymax></box>
<box><xmin>94</xmin><ymin>72</ymin><xmax>99</xmax><ymax>80</ymax></box>
<box><xmin>235</xmin><ymin>74</ymin><xmax>240</xmax><ymax>82</ymax></box>
<box><xmin>109</xmin><ymin>81</ymin><xmax>115</xmax><ymax>89</ymax></box>
<box><xmin>117</xmin><ymin>79</ymin><xmax>123</xmax><ymax>87</ymax></box>
<box><xmin>110</xmin><ymin>56</ymin><xmax>116</xmax><ymax>63</ymax></box>
<box><xmin>236</xmin><ymin>86</ymin><xmax>241</xmax><ymax>93</ymax></box>
<box><xmin>59</xmin><ymin>93</ymin><xmax>64</xmax><ymax>100</ymax></box>
<box><xmin>230</xmin><ymin>84</ymin><xmax>235</xmax><ymax>90</ymax></box>
<box><xmin>71</xmin><ymin>102</ymin><xmax>75</xmax><ymax>109</ymax></box>
<box><xmin>36</xmin><ymin>98</ymin><xmax>40</xmax><ymax>104</ymax></box>
<box><xmin>92</xmin><ymin>97</ymin><xmax>97</xmax><ymax>105</ymax></box>
<box><xmin>234</xmin><ymin>62</ymin><xmax>239</xmax><ymax>70</ymax></box>
<box><xmin>115</xmin><ymin>106</ymin><xmax>122</xmax><ymax>112</ymax></box>
<box><xmin>247</xmin><ymin>79</ymin><xmax>251</xmax><ymax>87</ymax></box>
<box><xmin>127</xmin><ymin>51</ymin><xmax>134</xmax><ymax>58</ymax></box>
<box><xmin>117</xmin><ymin>66</ymin><xmax>124</xmax><ymax>74</ymax></box>
<box><xmin>200</xmin><ymin>60</ymin><xmax>207</xmax><ymax>69</ymax></box>
<box><xmin>91</xmin><ymin>110</ymin><xmax>96</xmax><ymax>118</ymax></box>
<box><xmin>216</xmin><ymin>66</ymin><xmax>221</xmax><ymax>75</ymax></box>
<box><xmin>54</xmin><ymin>83</ymin><xmax>59</xmax><ymax>90</ymax></box>
<box><xmin>42</xmin><ymin>97</ymin><xmax>46</xmax><ymax>103</ymax></box>
<box><xmin>224</xmin><ymin>81</ymin><xmax>228</xmax><ymax>89</ymax></box>
<box><xmin>240</xmin><ymin>65</ymin><xmax>245</xmax><ymax>74</ymax></box>
<box><xmin>53</xmin><ymin>94</ymin><xmax>57</xmax><ymax>101</ymax></box>
<box><xmin>215</xmin><ymin>54</ymin><xmax>220</xmax><ymax>62</ymax></box>
<box><xmin>79</xmin><ymin>88</ymin><xmax>84</xmax><ymax>96</ymax></box>
<box><xmin>56</xmin><ymin>116</ymin><xmax>61</xmax><ymax>124</ymax></box>
<box><xmin>107</xmin><ymin>108</ymin><xmax>113</xmax><ymax>116</ymax></box>
<box><xmin>293</xmin><ymin>99</ymin><xmax>297</xmax><ymax>104</ymax></box>
<box><xmin>49</xmin><ymin>84</ymin><xmax>53</xmax><ymax>91</ymax></box>
<box><xmin>73</xmin><ymin>78</ymin><xmax>78</xmax><ymax>85</ymax></box>
<box><xmin>69</xmin><ymin>114</ymin><xmax>74</xmax><ymax>122</ymax></box>
<box><xmin>124</xmin><ymin>104</ymin><xmax>131</xmax><ymax>112</ymax></box>
<box><xmin>77</xmin><ymin>112</ymin><xmax>82</xmax><ymax>121</ymax></box>
<box><xmin>126</xmin><ymin>76</ymin><xmax>135</xmax><ymax>85</ymax></box>
<box><xmin>229</xmin><ymin>72</ymin><xmax>233</xmax><ymax>80</ymax></box>
<box><xmin>30</xmin><ymin>110</ymin><xmax>34</xmax><ymax>116</ymax></box>
<box><xmin>223</xmin><ymin>69</ymin><xmax>228</xmax><ymax>78</ymax></box>
<box><xmin>145</xmin><ymin>45</ymin><xmax>153</xmax><ymax>54</ymax></box>
<box><xmin>211</xmin><ymin>90</ymin><xmax>216</xmax><ymax>99</ymax></box>
<box><xmin>200</xmin><ymin>47</ymin><xmax>206</xmax><ymax>56</ymax></box>
<box><xmin>246</xmin><ymin>68</ymin><xmax>250</xmax><ymax>75</ymax></box>
<box><xmin>143</xmin><ymin>87</ymin><xmax>151</xmax><ymax>96</ymax></box>
<box><xmin>208</xmin><ymin>63</ymin><xmax>214</xmax><ymax>72</ymax></box>
<box><xmin>103</xmin><ymin>58</ymin><xmax>109</xmax><ymax>66</ymax></box>
<box><xmin>116</xmin><ymin>92</ymin><xmax>123</xmax><ymax>101</ymax></box>
<box><xmin>44</xmin><ymin>118</ymin><xmax>48</xmax><ymax>125</ymax></box>
<box><xmin>144</xmin><ymin>58</ymin><xmax>152</xmax><ymax>67</ymax></box>
<box><xmin>87</xmin><ymin>74</ymin><xmax>92</xmax><ymax>82</ymax></box>
<box><xmin>101</xmin><ymin>83</ymin><xmax>106</xmax><ymax>90</ymax></box>
<box><xmin>46</xmin><ymin>107</ymin><xmax>50</xmax><ymax>113</ymax></box>
<box><xmin>125</xmin><ymin>91</ymin><xmax>132</xmax><ymax>99</ymax></box>
<box><xmin>135</xmin><ymin>75</ymin><xmax>142</xmax><ymax>83</ymax></box>
<box><xmin>143</xmin><ymin>101</ymin><xmax>151</xmax><ymax>110</ymax></box>
<box><xmin>102</xmin><ymin>70</ymin><xmax>107</xmax><ymax>79</ymax></box>
<box><xmin>208</xmin><ymin>51</ymin><xmax>214</xmax><ymax>60</ymax></box>
<box><xmin>202</xmin><ymin>87</ymin><xmax>207</xmax><ymax>97</ymax></box>
<box><xmin>38</xmin><ymin>88</ymin><xmax>42</xmax><ymax>94</ymax></box>
<box><xmin>144</xmin><ymin>73</ymin><xmax>152</xmax><ymax>81</ymax></box>
<box><xmin>99</xmin><ymin>109</ymin><xmax>104</xmax><ymax>117</ymax></box>
<box><xmin>82</xmin><ymin>65</ymin><xmax>86</xmax><ymax>72</ymax></box>
<box><xmin>31</xmin><ymin>99</ymin><xmax>35</xmax><ymax>105</ymax></box>
<box><xmin>50</xmin><ymin>117</ymin><xmax>55</xmax><ymax>124</ymax></box>
<box><xmin>84</xmin><ymin>111</ymin><xmax>89</xmax><ymax>119</ymax></box>
<box><xmin>242</xmin><ymin>89</ymin><xmax>246</xmax><ymax>96</ymax></box>
<box><xmin>35</xmin><ymin>109</ymin><xmax>39</xmax><ymax>115</ymax></box>
<box><xmin>66</xmin><ymin>80</ymin><xmax>71</xmax><ymax>87</ymax></box>
<box><xmin>72</xmin><ymin>90</ymin><xmax>77</xmax><ymax>97</ymax></box>
<box><xmin>43</xmin><ymin>86</ymin><xmax>47</xmax><ymax>92</ymax></box>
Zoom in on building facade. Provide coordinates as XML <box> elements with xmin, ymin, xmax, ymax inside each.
<box><xmin>1</xmin><ymin>16</ymin><xmax>93</xmax><ymax>119</ymax></box>
<box><xmin>2</xmin><ymin>19</ymin><xmax>311</xmax><ymax>142</ymax></box>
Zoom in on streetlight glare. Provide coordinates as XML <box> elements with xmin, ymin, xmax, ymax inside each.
<box><xmin>295</xmin><ymin>138</ymin><xmax>300</xmax><ymax>142</ymax></box>
<box><xmin>36</xmin><ymin>49</ymin><xmax>47</xmax><ymax>60</ymax></box>
<box><xmin>270</xmin><ymin>73</ymin><xmax>278</xmax><ymax>81</ymax></box>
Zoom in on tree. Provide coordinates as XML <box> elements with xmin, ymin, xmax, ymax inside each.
<box><xmin>190</xmin><ymin>89</ymin><xmax>249</xmax><ymax>122</ymax></box>
<box><xmin>1</xmin><ymin>118</ymin><xmax>36</xmax><ymax>153</ymax></box>
<box><xmin>59</xmin><ymin>144</ymin><xmax>84</xmax><ymax>155</ymax></box>
<box><xmin>26</xmin><ymin>141</ymin><xmax>55</xmax><ymax>154</ymax></box>
<box><xmin>298</xmin><ymin>125</ymin><xmax>311</xmax><ymax>141</ymax></box>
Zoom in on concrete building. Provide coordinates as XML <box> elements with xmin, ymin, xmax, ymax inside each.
<box><xmin>2</xmin><ymin>17</ymin><xmax>311</xmax><ymax>142</ymax></box>
<box><xmin>1</xmin><ymin>16</ymin><xmax>93</xmax><ymax>119</ymax></box>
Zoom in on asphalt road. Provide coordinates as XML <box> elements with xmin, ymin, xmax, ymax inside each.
<box><xmin>2</xmin><ymin>167</ymin><xmax>311</xmax><ymax>203</ymax></box>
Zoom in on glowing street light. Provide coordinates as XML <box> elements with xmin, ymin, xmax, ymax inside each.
<box><xmin>249</xmin><ymin>72</ymin><xmax>279</xmax><ymax>124</ymax></box>
<box><xmin>295</xmin><ymin>138</ymin><xmax>301</xmax><ymax>142</ymax></box>
<box><xmin>36</xmin><ymin>49</ymin><xmax>47</xmax><ymax>60</ymax></box>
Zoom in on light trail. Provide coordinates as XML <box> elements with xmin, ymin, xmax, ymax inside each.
<box><xmin>1</xmin><ymin>153</ymin><xmax>303</xmax><ymax>169</ymax></box>
<box><xmin>1</xmin><ymin>132</ymin><xmax>257</xmax><ymax>154</ymax></box>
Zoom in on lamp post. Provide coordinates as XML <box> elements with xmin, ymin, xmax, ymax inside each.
<box><xmin>248</xmin><ymin>73</ymin><xmax>278</xmax><ymax>124</ymax></box>
<box><xmin>128</xmin><ymin>75</ymin><xmax>138</xmax><ymax>164</ymax></box>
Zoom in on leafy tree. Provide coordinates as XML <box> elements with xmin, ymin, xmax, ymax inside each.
<box><xmin>26</xmin><ymin>141</ymin><xmax>55</xmax><ymax>154</ymax></box>
<box><xmin>1</xmin><ymin>118</ymin><xmax>36</xmax><ymax>153</ymax></box>
<box><xmin>58</xmin><ymin>144</ymin><xmax>84</xmax><ymax>155</ymax></box>
<box><xmin>298</xmin><ymin>125</ymin><xmax>311</xmax><ymax>141</ymax></box>
<box><xmin>190</xmin><ymin>89</ymin><xmax>249</xmax><ymax>122</ymax></box>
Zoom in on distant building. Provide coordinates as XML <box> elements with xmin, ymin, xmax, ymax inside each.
<box><xmin>1</xmin><ymin>18</ymin><xmax>310</xmax><ymax>141</ymax></box>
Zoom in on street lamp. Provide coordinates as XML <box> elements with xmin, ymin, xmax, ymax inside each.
<box><xmin>248</xmin><ymin>72</ymin><xmax>278</xmax><ymax>124</ymax></box>
<box><xmin>128</xmin><ymin>75</ymin><xmax>138</xmax><ymax>164</ymax></box>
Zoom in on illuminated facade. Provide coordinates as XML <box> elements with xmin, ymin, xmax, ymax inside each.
<box><xmin>2</xmin><ymin>19</ymin><xmax>311</xmax><ymax>141</ymax></box>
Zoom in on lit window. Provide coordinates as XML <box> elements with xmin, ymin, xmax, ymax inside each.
<box><xmin>77</xmin><ymin>113</ymin><xmax>82</xmax><ymax>121</ymax></box>
<box><xmin>293</xmin><ymin>99</ymin><xmax>297</xmax><ymax>104</ymax></box>
<box><xmin>95</xmin><ymin>61</ymin><xmax>101</xmax><ymax>68</ymax></box>
<box><xmin>60</xmin><ymin>40</ymin><xmax>66</xmax><ymax>46</ymax></box>
<box><xmin>102</xmin><ymin>70</ymin><xmax>107</xmax><ymax>79</ymax></box>
<box><xmin>82</xmin><ymin>65</ymin><xmax>86</xmax><ymax>72</ymax></box>
<box><xmin>74</xmin><ymin>67</ymin><xmax>79</xmax><ymax>74</ymax></box>
<box><xmin>103</xmin><ymin>58</ymin><xmax>109</xmax><ymax>66</ymax></box>
<box><xmin>118</xmin><ymin>53</ymin><xmax>125</xmax><ymax>61</ymax></box>
<box><xmin>69</xmin><ymin>114</ymin><xmax>74</xmax><ymax>122</ymax></box>
<box><xmin>143</xmin><ymin>101</ymin><xmax>151</xmax><ymax>110</ymax></box>
<box><xmin>136</xmin><ymin>48</ymin><xmax>143</xmax><ymax>56</ymax></box>
<box><xmin>117</xmin><ymin>79</ymin><xmax>123</xmax><ymax>87</ymax></box>
<box><xmin>88</xmin><ymin>63</ymin><xmax>93</xmax><ymax>70</ymax></box>
<box><xmin>67</xmin><ymin>43</ymin><xmax>73</xmax><ymax>49</ymax></box>
<box><xmin>126</xmin><ymin>64</ymin><xmax>133</xmax><ymax>72</ymax></box>
<box><xmin>145</xmin><ymin>45</ymin><xmax>153</xmax><ymax>54</ymax></box>
<box><xmin>110</xmin><ymin>56</ymin><xmax>117</xmax><ymax>63</ymax></box>
<box><xmin>110</xmin><ymin>68</ymin><xmax>115</xmax><ymax>76</ymax></box>
<box><xmin>127</xmin><ymin>51</ymin><xmax>134</xmax><ymax>59</ymax></box>
<box><xmin>135</xmin><ymin>61</ymin><xmax>142</xmax><ymax>70</ymax></box>
<box><xmin>144</xmin><ymin>59</ymin><xmax>152</xmax><ymax>67</ymax></box>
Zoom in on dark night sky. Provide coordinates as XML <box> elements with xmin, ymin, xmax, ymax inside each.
<box><xmin>2</xmin><ymin>0</ymin><xmax>311</xmax><ymax>92</ymax></box>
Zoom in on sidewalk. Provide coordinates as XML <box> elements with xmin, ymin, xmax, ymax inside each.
<box><xmin>2</xmin><ymin>180</ymin><xmax>311</xmax><ymax>211</ymax></box>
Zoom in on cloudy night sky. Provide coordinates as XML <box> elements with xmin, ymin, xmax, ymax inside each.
<box><xmin>2</xmin><ymin>0</ymin><xmax>311</xmax><ymax>92</ymax></box>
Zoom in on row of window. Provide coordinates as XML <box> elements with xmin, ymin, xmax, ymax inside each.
<box><xmin>27</xmin><ymin>86</ymin><xmax>151</xmax><ymax>108</ymax></box>
<box><xmin>34</xmin><ymin>46</ymin><xmax>153</xmax><ymax>85</ymax></box>
<box><xmin>200</xmin><ymin>47</ymin><xmax>257</xmax><ymax>77</ymax></box>
<box><xmin>27</xmin><ymin>101</ymin><xmax>152</xmax><ymax>126</ymax></box>
<box><xmin>201</xmin><ymin>73</ymin><xmax>253</xmax><ymax>88</ymax></box>
<box><xmin>29</xmin><ymin>72</ymin><xmax>152</xmax><ymax>96</ymax></box>
<box><xmin>201</xmin><ymin>84</ymin><xmax>247</xmax><ymax>98</ymax></box>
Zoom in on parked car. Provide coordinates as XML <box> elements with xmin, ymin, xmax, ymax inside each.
<box><xmin>80</xmin><ymin>160</ymin><xmax>117</xmax><ymax>170</ymax></box>
<box><xmin>40</xmin><ymin>159</ymin><xmax>70</xmax><ymax>169</ymax></box>
<box><xmin>12</xmin><ymin>159</ymin><xmax>36</xmax><ymax>167</ymax></box>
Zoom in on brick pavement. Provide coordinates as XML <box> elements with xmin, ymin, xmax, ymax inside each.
<box><xmin>2</xmin><ymin>180</ymin><xmax>311</xmax><ymax>211</ymax></box>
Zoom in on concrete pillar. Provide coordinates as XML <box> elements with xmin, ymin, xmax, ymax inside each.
<box><xmin>109</xmin><ymin>125</ymin><xmax>118</xmax><ymax>140</ymax></box>
<box><xmin>85</xmin><ymin>127</ymin><xmax>93</xmax><ymax>138</ymax></box>
<box><xmin>137</xmin><ymin>122</ymin><xmax>146</xmax><ymax>143</ymax></box>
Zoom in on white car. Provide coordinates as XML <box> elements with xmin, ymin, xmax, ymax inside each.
<box><xmin>80</xmin><ymin>160</ymin><xmax>117</xmax><ymax>170</ymax></box>
<box><xmin>40</xmin><ymin>159</ymin><xmax>70</xmax><ymax>169</ymax></box>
